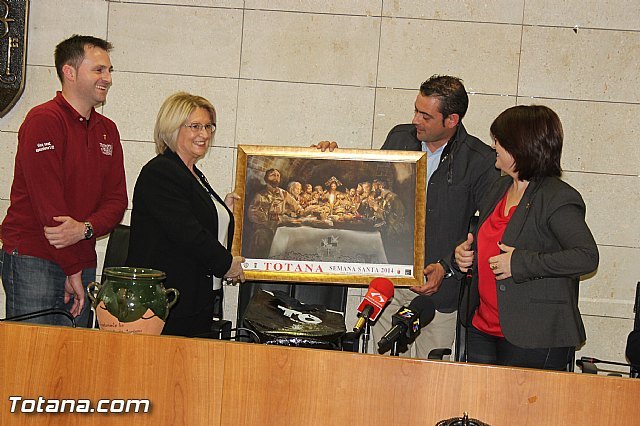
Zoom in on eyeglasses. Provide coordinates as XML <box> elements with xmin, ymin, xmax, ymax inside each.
<box><xmin>184</xmin><ymin>123</ymin><xmax>216</xmax><ymax>133</ymax></box>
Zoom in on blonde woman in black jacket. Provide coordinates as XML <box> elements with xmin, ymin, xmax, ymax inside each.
<box><xmin>127</xmin><ymin>92</ymin><xmax>244</xmax><ymax>337</ymax></box>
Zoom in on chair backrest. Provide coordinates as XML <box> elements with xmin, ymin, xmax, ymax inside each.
<box><xmin>629</xmin><ymin>282</ymin><xmax>640</xmax><ymax>377</ymax></box>
<box><xmin>103</xmin><ymin>224</ymin><xmax>130</xmax><ymax>270</ymax></box>
<box><xmin>92</xmin><ymin>224</ymin><xmax>130</xmax><ymax>327</ymax></box>
<box><xmin>634</xmin><ymin>282</ymin><xmax>640</xmax><ymax>331</ymax></box>
<box><xmin>578</xmin><ymin>281</ymin><xmax>639</xmax><ymax>377</ymax></box>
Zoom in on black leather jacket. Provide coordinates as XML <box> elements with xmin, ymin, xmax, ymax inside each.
<box><xmin>381</xmin><ymin>123</ymin><xmax>499</xmax><ymax>311</ymax></box>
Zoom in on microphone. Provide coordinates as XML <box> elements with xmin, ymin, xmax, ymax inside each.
<box><xmin>353</xmin><ymin>277</ymin><xmax>394</xmax><ymax>333</ymax></box>
<box><xmin>579</xmin><ymin>356</ymin><xmax>631</xmax><ymax>368</ymax></box>
<box><xmin>377</xmin><ymin>295</ymin><xmax>435</xmax><ymax>354</ymax></box>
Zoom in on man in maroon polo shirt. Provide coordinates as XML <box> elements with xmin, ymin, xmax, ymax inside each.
<box><xmin>1</xmin><ymin>35</ymin><xmax>127</xmax><ymax>327</ymax></box>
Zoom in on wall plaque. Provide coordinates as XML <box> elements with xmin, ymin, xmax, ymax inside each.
<box><xmin>0</xmin><ymin>0</ymin><xmax>29</xmax><ymax>117</ymax></box>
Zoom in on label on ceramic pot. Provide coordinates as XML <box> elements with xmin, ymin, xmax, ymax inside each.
<box><xmin>95</xmin><ymin>302</ymin><xmax>165</xmax><ymax>335</ymax></box>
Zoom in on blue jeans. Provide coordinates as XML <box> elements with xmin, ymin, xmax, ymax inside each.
<box><xmin>466</xmin><ymin>324</ymin><xmax>573</xmax><ymax>371</ymax></box>
<box><xmin>1</xmin><ymin>249</ymin><xmax>95</xmax><ymax>327</ymax></box>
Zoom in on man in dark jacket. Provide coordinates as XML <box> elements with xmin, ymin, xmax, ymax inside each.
<box><xmin>372</xmin><ymin>75</ymin><xmax>499</xmax><ymax>359</ymax></box>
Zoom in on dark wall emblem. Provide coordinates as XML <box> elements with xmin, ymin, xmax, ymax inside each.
<box><xmin>0</xmin><ymin>0</ymin><xmax>29</xmax><ymax>118</ymax></box>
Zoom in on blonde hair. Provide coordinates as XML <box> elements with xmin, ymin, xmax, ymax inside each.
<box><xmin>153</xmin><ymin>92</ymin><xmax>216</xmax><ymax>155</ymax></box>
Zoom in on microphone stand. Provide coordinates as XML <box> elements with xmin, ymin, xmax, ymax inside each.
<box><xmin>577</xmin><ymin>356</ymin><xmax>635</xmax><ymax>377</ymax></box>
<box><xmin>390</xmin><ymin>340</ymin><xmax>400</xmax><ymax>357</ymax></box>
<box><xmin>359</xmin><ymin>320</ymin><xmax>372</xmax><ymax>354</ymax></box>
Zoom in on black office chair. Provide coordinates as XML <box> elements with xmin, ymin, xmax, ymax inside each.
<box><xmin>99</xmin><ymin>224</ymin><xmax>226</xmax><ymax>326</ymax></box>
<box><xmin>626</xmin><ymin>330</ymin><xmax>639</xmax><ymax>378</ymax></box>
<box><xmin>102</xmin><ymin>224</ymin><xmax>131</xmax><ymax>272</ymax></box>
<box><xmin>89</xmin><ymin>224</ymin><xmax>131</xmax><ymax>327</ymax></box>
<box><xmin>576</xmin><ymin>281</ymin><xmax>639</xmax><ymax>377</ymax></box>
<box><xmin>627</xmin><ymin>281</ymin><xmax>640</xmax><ymax>378</ymax></box>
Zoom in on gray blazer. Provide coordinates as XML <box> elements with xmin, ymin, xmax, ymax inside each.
<box><xmin>462</xmin><ymin>175</ymin><xmax>599</xmax><ymax>348</ymax></box>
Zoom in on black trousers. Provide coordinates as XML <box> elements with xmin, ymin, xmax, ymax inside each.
<box><xmin>466</xmin><ymin>324</ymin><xmax>573</xmax><ymax>371</ymax></box>
<box><xmin>162</xmin><ymin>289</ymin><xmax>222</xmax><ymax>337</ymax></box>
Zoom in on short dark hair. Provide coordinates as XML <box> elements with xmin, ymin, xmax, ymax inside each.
<box><xmin>54</xmin><ymin>35</ymin><xmax>113</xmax><ymax>83</ymax></box>
<box><xmin>419</xmin><ymin>75</ymin><xmax>469</xmax><ymax>121</ymax></box>
<box><xmin>490</xmin><ymin>105</ymin><xmax>563</xmax><ymax>181</ymax></box>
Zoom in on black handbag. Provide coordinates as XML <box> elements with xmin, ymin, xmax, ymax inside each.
<box><xmin>243</xmin><ymin>289</ymin><xmax>346</xmax><ymax>349</ymax></box>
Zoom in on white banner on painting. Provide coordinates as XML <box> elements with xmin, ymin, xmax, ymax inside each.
<box><xmin>243</xmin><ymin>258</ymin><xmax>414</xmax><ymax>278</ymax></box>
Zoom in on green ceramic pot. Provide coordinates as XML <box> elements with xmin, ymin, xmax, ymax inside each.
<box><xmin>88</xmin><ymin>267</ymin><xmax>179</xmax><ymax>323</ymax></box>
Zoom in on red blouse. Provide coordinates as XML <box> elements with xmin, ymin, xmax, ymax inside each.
<box><xmin>472</xmin><ymin>193</ymin><xmax>516</xmax><ymax>337</ymax></box>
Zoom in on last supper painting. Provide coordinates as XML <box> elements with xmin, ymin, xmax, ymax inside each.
<box><xmin>232</xmin><ymin>145</ymin><xmax>426</xmax><ymax>287</ymax></box>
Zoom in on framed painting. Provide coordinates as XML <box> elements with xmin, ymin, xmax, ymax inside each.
<box><xmin>232</xmin><ymin>145</ymin><xmax>426</xmax><ymax>287</ymax></box>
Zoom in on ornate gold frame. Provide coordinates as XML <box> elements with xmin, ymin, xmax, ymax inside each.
<box><xmin>232</xmin><ymin>145</ymin><xmax>426</xmax><ymax>287</ymax></box>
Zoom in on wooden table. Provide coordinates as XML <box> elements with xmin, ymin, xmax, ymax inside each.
<box><xmin>1</xmin><ymin>322</ymin><xmax>638</xmax><ymax>425</ymax></box>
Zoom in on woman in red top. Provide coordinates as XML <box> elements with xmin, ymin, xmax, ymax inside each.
<box><xmin>452</xmin><ymin>105</ymin><xmax>598</xmax><ymax>370</ymax></box>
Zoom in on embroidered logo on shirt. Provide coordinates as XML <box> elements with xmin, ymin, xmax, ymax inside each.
<box><xmin>99</xmin><ymin>143</ymin><xmax>113</xmax><ymax>156</ymax></box>
<box><xmin>35</xmin><ymin>141</ymin><xmax>55</xmax><ymax>153</ymax></box>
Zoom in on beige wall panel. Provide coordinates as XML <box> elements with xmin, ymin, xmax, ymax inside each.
<box><xmin>223</xmin><ymin>283</ymin><xmax>240</xmax><ymax>326</ymax></box>
<box><xmin>372</xmin><ymin>88</ymin><xmax>513</xmax><ymax>150</ymax></box>
<box><xmin>524</xmin><ymin>0</ymin><xmax>640</xmax><ymax>31</ymax></box>
<box><xmin>27</xmin><ymin>0</ymin><xmax>108</xmax><ymax>67</ymax></box>
<box><xmin>197</xmin><ymin>146</ymin><xmax>236</xmax><ymax>195</ymax></box>
<box><xmin>377</xmin><ymin>18</ymin><xmax>521</xmax><ymax>93</ymax></box>
<box><xmin>577</xmin><ymin>315</ymin><xmax>634</xmax><ymax>367</ymax></box>
<box><xmin>108</xmin><ymin>3</ymin><xmax>243</xmax><ymax>77</ymax></box>
<box><xmin>95</xmin><ymin>235</ymin><xmax>109</xmax><ymax>278</ymax></box>
<box><xmin>344</xmin><ymin>293</ymin><xmax>361</xmax><ymax>331</ymax></box>
<box><xmin>104</xmin><ymin>72</ymin><xmax>239</xmax><ymax>146</ymax></box>
<box><xmin>519</xmin><ymin>26</ymin><xmax>640</xmax><ymax>102</ymax></box>
<box><xmin>457</xmin><ymin>94</ymin><xmax>515</xmax><ymax>142</ymax></box>
<box><xmin>0</xmin><ymin>133</ymin><xmax>17</xmax><ymax>200</ymax></box>
<box><xmin>245</xmin><ymin>0</ymin><xmax>381</xmax><ymax>15</ymax></box>
<box><xmin>121</xmin><ymin>140</ymin><xmax>156</xmax><ymax>206</ymax></box>
<box><xmin>526</xmin><ymin>98</ymin><xmax>640</xmax><ymax>176</ymax></box>
<box><xmin>563</xmin><ymin>172</ymin><xmax>640</xmax><ymax>248</ymax></box>
<box><xmin>382</xmin><ymin>0</ymin><xmax>524</xmax><ymax>23</ymax></box>
<box><xmin>0</xmin><ymin>200</ymin><xmax>8</xmax><ymax>221</ymax></box>
<box><xmin>241</xmin><ymin>10</ymin><xmax>380</xmax><ymax>86</ymax></box>
<box><xmin>236</xmin><ymin>80</ymin><xmax>375</xmax><ymax>148</ymax></box>
<box><xmin>112</xmin><ymin>0</ymin><xmax>243</xmax><ymax>7</ymax></box>
<box><xmin>372</xmin><ymin>87</ymin><xmax>415</xmax><ymax>148</ymax></box>
<box><xmin>345</xmin><ymin>288</ymin><xmax>365</xmax><ymax>337</ymax></box>
<box><xmin>580</xmin><ymin>246</ymin><xmax>640</xmax><ymax>318</ymax></box>
<box><xmin>1</xmin><ymin>66</ymin><xmax>59</xmax><ymax>132</ymax></box>
<box><xmin>348</xmin><ymin>286</ymin><xmax>365</xmax><ymax>297</ymax></box>
<box><xmin>121</xmin><ymin>209</ymin><xmax>131</xmax><ymax>225</ymax></box>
